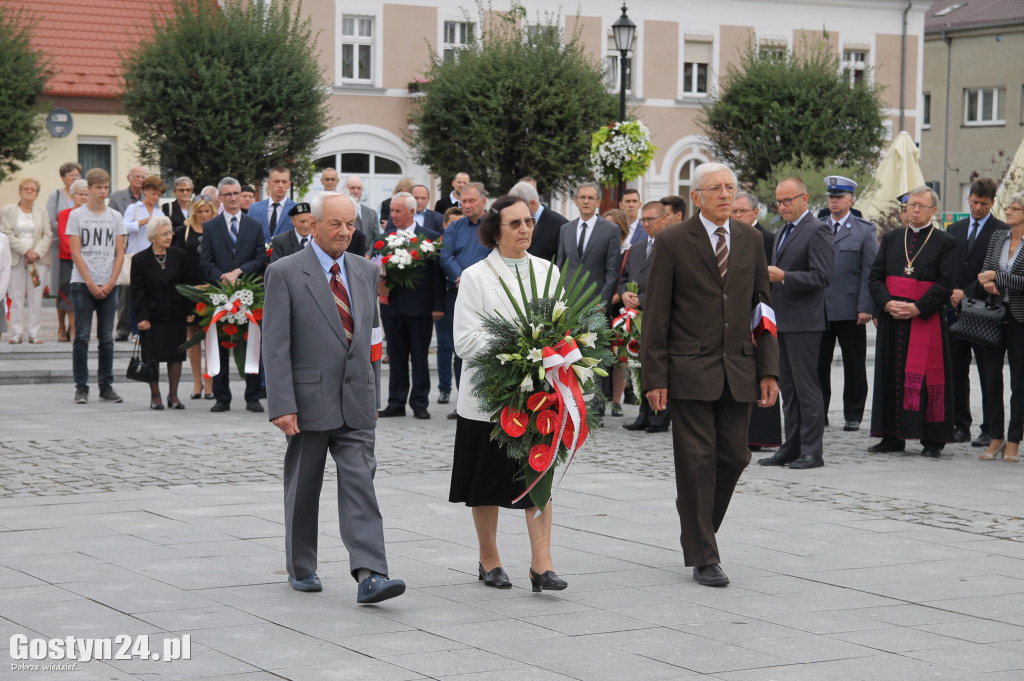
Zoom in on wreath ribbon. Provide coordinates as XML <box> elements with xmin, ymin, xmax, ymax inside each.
<box><xmin>203</xmin><ymin>293</ymin><xmax>261</xmax><ymax>379</ymax></box>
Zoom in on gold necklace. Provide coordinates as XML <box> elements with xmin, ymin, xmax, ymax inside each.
<box><xmin>902</xmin><ymin>225</ymin><xmax>934</xmax><ymax>276</ymax></box>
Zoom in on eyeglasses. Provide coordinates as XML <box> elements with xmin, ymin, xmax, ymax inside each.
<box><xmin>699</xmin><ymin>184</ymin><xmax>737</xmax><ymax>195</ymax></box>
<box><xmin>640</xmin><ymin>216</ymin><xmax>665</xmax><ymax>224</ymax></box>
<box><xmin>906</xmin><ymin>202</ymin><xmax>935</xmax><ymax>211</ymax></box>
<box><xmin>772</xmin><ymin>194</ymin><xmax>805</xmax><ymax>208</ymax></box>
<box><xmin>502</xmin><ymin>218</ymin><xmax>536</xmax><ymax>229</ymax></box>
<box><xmin>174</xmin><ymin>186</ymin><xmax>193</xmax><ymax>193</ymax></box>
<box><xmin>1004</xmin><ymin>205</ymin><xmax>1023</xmax><ymax>213</ymax></box>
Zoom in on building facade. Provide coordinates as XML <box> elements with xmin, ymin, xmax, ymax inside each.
<box><xmin>921</xmin><ymin>0</ymin><xmax>1024</xmax><ymax>213</ymax></box>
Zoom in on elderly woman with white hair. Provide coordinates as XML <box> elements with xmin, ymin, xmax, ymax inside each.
<box><xmin>130</xmin><ymin>215</ymin><xmax>191</xmax><ymax>410</ymax></box>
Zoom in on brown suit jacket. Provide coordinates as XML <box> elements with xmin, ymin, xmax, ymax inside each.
<box><xmin>641</xmin><ymin>214</ymin><xmax>779</xmax><ymax>403</ymax></box>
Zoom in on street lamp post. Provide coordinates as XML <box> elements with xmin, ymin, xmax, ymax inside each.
<box><xmin>612</xmin><ymin>4</ymin><xmax>636</xmax><ymax>204</ymax></box>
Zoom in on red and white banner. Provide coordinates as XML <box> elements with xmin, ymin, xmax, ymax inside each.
<box><xmin>750</xmin><ymin>302</ymin><xmax>777</xmax><ymax>346</ymax></box>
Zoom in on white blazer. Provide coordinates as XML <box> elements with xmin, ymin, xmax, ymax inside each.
<box><xmin>453</xmin><ymin>248</ymin><xmax>559</xmax><ymax>422</ymax></box>
<box><xmin>0</xmin><ymin>232</ymin><xmax>10</xmax><ymax>333</ymax></box>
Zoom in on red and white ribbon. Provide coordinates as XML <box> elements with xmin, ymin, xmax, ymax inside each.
<box><xmin>370</xmin><ymin>326</ymin><xmax>383</xmax><ymax>362</ymax></box>
<box><xmin>513</xmin><ymin>336</ymin><xmax>588</xmax><ymax>505</ymax></box>
<box><xmin>202</xmin><ymin>293</ymin><xmax>261</xmax><ymax>379</ymax></box>
<box><xmin>750</xmin><ymin>302</ymin><xmax>777</xmax><ymax>347</ymax></box>
<box><xmin>612</xmin><ymin>308</ymin><xmax>637</xmax><ymax>334</ymax></box>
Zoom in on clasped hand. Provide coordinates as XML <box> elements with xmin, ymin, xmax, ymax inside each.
<box><xmin>885</xmin><ymin>301</ymin><xmax>920</xmax><ymax>319</ymax></box>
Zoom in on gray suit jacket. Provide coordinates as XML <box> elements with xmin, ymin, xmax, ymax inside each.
<box><xmin>356</xmin><ymin>203</ymin><xmax>380</xmax><ymax>241</ymax></box>
<box><xmin>263</xmin><ymin>246</ymin><xmax>381</xmax><ymax>432</ymax></box>
<box><xmin>618</xmin><ymin>238</ymin><xmax>653</xmax><ymax>308</ymax></box>
<box><xmin>556</xmin><ymin>216</ymin><xmax>620</xmax><ymax>307</ymax></box>
<box><xmin>771</xmin><ymin>212</ymin><xmax>834</xmax><ymax>333</ymax></box>
<box><xmin>107</xmin><ymin>188</ymin><xmax>139</xmax><ymax>218</ymax></box>
<box><xmin>824</xmin><ymin>215</ymin><xmax>878</xmax><ymax>322</ymax></box>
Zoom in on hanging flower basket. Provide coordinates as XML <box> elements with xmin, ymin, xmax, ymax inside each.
<box><xmin>590</xmin><ymin>120</ymin><xmax>656</xmax><ymax>186</ymax></box>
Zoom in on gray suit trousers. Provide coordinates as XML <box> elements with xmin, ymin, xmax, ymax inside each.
<box><xmin>283</xmin><ymin>426</ymin><xmax>388</xmax><ymax>581</ymax></box>
<box><xmin>777</xmin><ymin>331</ymin><xmax>826</xmax><ymax>461</ymax></box>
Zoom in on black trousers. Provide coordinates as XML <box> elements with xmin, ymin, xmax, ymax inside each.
<box><xmin>382</xmin><ymin>315</ymin><xmax>434</xmax><ymax>410</ymax></box>
<box><xmin>212</xmin><ymin>344</ymin><xmax>262</xmax><ymax>404</ymax></box>
<box><xmin>817</xmin><ymin>319</ymin><xmax>868</xmax><ymax>423</ymax></box>
<box><xmin>979</xmin><ymin>314</ymin><xmax>1023</xmax><ymax>442</ymax></box>
<box><xmin>948</xmin><ymin>309</ymin><xmax>991</xmax><ymax>435</ymax></box>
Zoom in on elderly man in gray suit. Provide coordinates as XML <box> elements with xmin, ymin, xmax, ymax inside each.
<box><xmin>557</xmin><ymin>182</ymin><xmax>621</xmax><ymax>420</ymax></box>
<box><xmin>817</xmin><ymin>176</ymin><xmax>879</xmax><ymax>432</ymax></box>
<box><xmin>344</xmin><ymin>175</ymin><xmax>381</xmax><ymax>241</ymax></box>
<box><xmin>759</xmin><ymin>177</ymin><xmax>834</xmax><ymax>470</ymax></box>
<box><xmin>263</xmin><ymin>191</ymin><xmax>405</xmax><ymax>604</ymax></box>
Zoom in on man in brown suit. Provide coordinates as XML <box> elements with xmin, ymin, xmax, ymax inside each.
<box><xmin>642</xmin><ymin>162</ymin><xmax>780</xmax><ymax>587</ymax></box>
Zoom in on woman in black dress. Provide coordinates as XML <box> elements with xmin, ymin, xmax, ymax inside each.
<box><xmin>132</xmin><ymin>216</ymin><xmax>191</xmax><ymax>410</ymax></box>
<box><xmin>173</xmin><ymin>196</ymin><xmax>215</xmax><ymax>399</ymax></box>
<box><xmin>450</xmin><ymin>195</ymin><xmax>567</xmax><ymax>593</ymax></box>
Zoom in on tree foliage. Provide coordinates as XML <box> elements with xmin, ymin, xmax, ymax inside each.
<box><xmin>121</xmin><ymin>0</ymin><xmax>329</xmax><ymax>189</ymax></box>
<box><xmin>411</xmin><ymin>4</ymin><xmax>618</xmax><ymax>196</ymax></box>
<box><xmin>0</xmin><ymin>6</ymin><xmax>51</xmax><ymax>185</ymax></box>
<box><xmin>700</xmin><ymin>39</ymin><xmax>888</xmax><ymax>187</ymax></box>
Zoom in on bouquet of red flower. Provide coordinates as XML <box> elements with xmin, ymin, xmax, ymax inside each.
<box><xmin>611</xmin><ymin>282</ymin><xmax>643</xmax><ymax>398</ymax></box>
<box><xmin>467</xmin><ymin>263</ymin><xmax>614</xmax><ymax>509</ymax></box>
<box><xmin>370</xmin><ymin>231</ymin><xmax>440</xmax><ymax>289</ymax></box>
<box><xmin>176</xmin><ymin>275</ymin><xmax>264</xmax><ymax>379</ymax></box>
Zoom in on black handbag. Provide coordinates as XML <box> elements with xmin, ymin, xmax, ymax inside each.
<box><xmin>949</xmin><ymin>292</ymin><xmax>1006</xmax><ymax>347</ymax></box>
<box><xmin>126</xmin><ymin>335</ymin><xmax>160</xmax><ymax>383</ymax></box>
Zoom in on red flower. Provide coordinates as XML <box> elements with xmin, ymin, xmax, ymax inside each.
<box><xmin>561</xmin><ymin>418</ymin><xmax>589</xmax><ymax>449</ymax></box>
<box><xmin>266</xmin><ymin>247</ymin><xmax>273</xmax><ymax>258</ymax></box>
<box><xmin>374</xmin><ymin>240</ymin><xmax>385</xmax><ymax>250</ymax></box>
<box><xmin>409</xmin><ymin>237</ymin><xmax>419</xmax><ymax>244</ymax></box>
<box><xmin>252</xmin><ymin>308</ymin><xmax>263</xmax><ymax>321</ymax></box>
<box><xmin>527</xmin><ymin>391</ymin><xmax>556</xmax><ymax>412</ymax></box>
<box><xmin>222</xmin><ymin>323</ymin><xmax>239</xmax><ymax>336</ymax></box>
<box><xmin>382</xmin><ymin>255</ymin><xmax>391</xmax><ymax>264</ymax></box>
<box><xmin>535</xmin><ymin>410</ymin><xmax>557</xmax><ymax>436</ymax></box>
<box><xmin>422</xmin><ymin>239</ymin><xmax>432</xmax><ymax>246</ymax></box>
<box><xmin>500</xmin><ymin>406</ymin><xmax>529</xmax><ymax>438</ymax></box>
<box><xmin>411</xmin><ymin>250</ymin><xmax>421</xmax><ymax>260</ymax></box>
<box><xmin>243</xmin><ymin>332</ymin><xmax>249</xmax><ymax>341</ymax></box>
<box><xmin>195</xmin><ymin>302</ymin><xmax>208</xmax><ymax>316</ymax></box>
<box><xmin>627</xmin><ymin>339</ymin><xmax>640</xmax><ymax>354</ymax></box>
<box><xmin>221</xmin><ymin>341</ymin><xmax>236</xmax><ymax>349</ymax></box>
<box><xmin>529</xmin><ymin>444</ymin><xmax>554</xmax><ymax>472</ymax></box>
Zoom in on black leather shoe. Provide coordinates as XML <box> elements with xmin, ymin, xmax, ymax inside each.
<box><xmin>622</xmin><ymin>422</ymin><xmax>647</xmax><ymax>431</ymax></box>
<box><xmin>693</xmin><ymin>563</ymin><xmax>730</xmax><ymax>587</ymax></box>
<box><xmin>758</xmin><ymin>453</ymin><xmax>797</xmax><ymax>466</ymax></box>
<box><xmin>447</xmin><ymin>410</ymin><xmax>459</xmax><ymax>420</ymax></box>
<box><xmin>529</xmin><ymin>568</ymin><xmax>567</xmax><ymax>592</ymax></box>
<box><xmin>413</xmin><ymin>409</ymin><xmax>430</xmax><ymax>420</ymax></box>
<box><xmin>478</xmin><ymin>563</ymin><xmax>512</xmax><ymax>589</ymax></box>
<box><xmin>921</xmin><ymin>446</ymin><xmax>943</xmax><ymax>458</ymax></box>
<box><xmin>843</xmin><ymin>420</ymin><xmax>861</xmax><ymax>431</ymax></box>
<box><xmin>246</xmin><ymin>401</ymin><xmax>264</xmax><ymax>413</ymax></box>
<box><xmin>867</xmin><ymin>439</ymin><xmax>905</xmax><ymax>453</ymax></box>
<box><xmin>646</xmin><ymin>425</ymin><xmax>668</xmax><ymax>433</ymax></box>
<box><xmin>788</xmin><ymin>455</ymin><xmax>824</xmax><ymax>469</ymax></box>
<box><xmin>437</xmin><ymin>392</ymin><xmax>450</xmax><ymax>404</ymax></box>
<box><xmin>952</xmin><ymin>428</ymin><xmax>971</xmax><ymax>443</ymax></box>
<box><xmin>289</xmin><ymin>572</ymin><xmax>322</xmax><ymax>592</ymax></box>
<box><xmin>357</xmin><ymin>572</ymin><xmax>405</xmax><ymax>604</ymax></box>
<box><xmin>378</xmin><ymin>406</ymin><xmax>406</xmax><ymax>417</ymax></box>
<box><xmin>972</xmin><ymin>433</ymin><xmax>992</xmax><ymax>447</ymax></box>
<box><xmin>210</xmin><ymin>401</ymin><xmax>230</xmax><ymax>412</ymax></box>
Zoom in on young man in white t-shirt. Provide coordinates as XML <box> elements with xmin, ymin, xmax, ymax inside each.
<box><xmin>66</xmin><ymin>168</ymin><xmax>127</xmax><ymax>404</ymax></box>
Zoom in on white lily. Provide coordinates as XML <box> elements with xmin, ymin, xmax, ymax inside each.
<box><xmin>527</xmin><ymin>348</ymin><xmax>544</xmax><ymax>363</ymax></box>
<box><xmin>577</xmin><ymin>332</ymin><xmax>598</xmax><ymax>348</ymax></box>
<box><xmin>496</xmin><ymin>353</ymin><xmax>514</xmax><ymax>365</ymax></box>
<box><xmin>519</xmin><ymin>374</ymin><xmax>535</xmax><ymax>392</ymax></box>
<box><xmin>572</xmin><ymin>365</ymin><xmax>594</xmax><ymax>384</ymax></box>
<box><xmin>551</xmin><ymin>300</ymin><xmax>568</xmax><ymax>321</ymax></box>
<box><xmin>530</xmin><ymin>322</ymin><xmax>543</xmax><ymax>339</ymax></box>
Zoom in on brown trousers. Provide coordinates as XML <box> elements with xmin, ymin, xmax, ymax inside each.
<box><xmin>669</xmin><ymin>381</ymin><xmax>752</xmax><ymax>567</ymax></box>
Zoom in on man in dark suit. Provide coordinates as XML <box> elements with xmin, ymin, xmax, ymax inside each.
<box><xmin>434</xmin><ymin>172</ymin><xmax>469</xmax><ymax>214</ymax></box>
<box><xmin>263</xmin><ymin>191</ymin><xmax>405</xmax><ymax>603</ymax></box>
<box><xmin>758</xmin><ymin>177</ymin><xmax>834</xmax><ymax>470</ymax></box>
<box><xmin>199</xmin><ymin>177</ymin><xmax>268</xmax><ymax>413</ymax></box>
<box><xmin>642</xmin><ymin>162</ymin><xmax>779</xmax><ymax>586</ymax></box>
<box><xmin>412</xmin><ymin>185</ymin><xmax>444</xmax><ymax>232</ymax></box>
<box><xmin>817</xmin><ymin>176</ymin><xmax>879</xmax><ymax>432</ymax></box>
<box><xmin>248</xmin><ymin>166</ymin><xmax>297</xmax><ymax>242</ymax></box>
<box><xmin>271</xmin><ymin>203</ymin><xmax>366</xmax><ymax>262</ymax></box>
<box><xmin>378</xmin><ymin>192</ymin><xmax>445</xmax><ymax>419</ymax></box>
<box><xmin>344</xmin><ymin>176</ymin><xmax>380</xmax><ymax>242</ymax></box>
<box><xmin>620</xmin><ymin>201</ymin><xmax>671</xmax><ymax>433</ymax></box>
<box><xmin>947</xmin><ymin>177</ymin><xmax>1006</xmax><ymax>446</ymax></box>
<box><xmin>733</xmin><ymin>192</ymin><xmax>774</xmax><ymax>263</ymax></box>
<box><xmin>509</xmin><ymin>181</ymin><xmax>567</xmax><ymax>262</ymax></box>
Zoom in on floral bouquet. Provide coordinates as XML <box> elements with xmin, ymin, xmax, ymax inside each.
<box><xmin>468</xmin><ymin>263</ymin><xmax>615</xmax><ymax>509</ymax></box>
<box><xmin>611</xmin><ymin>282</ymin><xmax>643</xmax><ymax>398</ymax></box>
<box><xmin>371</xmin><ymin>231</ymin><xmax>440</xmax><ymax>289</ymax></box>
<box><xmin>590</xmin><ymin>119</ymin><xmax>657</xmax><ymax>186</ymax></box>
<box><xmin>176</xmin><ymin>275</ymin><xmax>264</xmax><ymax>379</ymax></box>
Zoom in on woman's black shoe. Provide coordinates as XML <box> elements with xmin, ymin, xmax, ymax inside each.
<box><xmin>478</xmin><ymin>563</ymin><xmax>511</xmax><ymax>589</ymax></box>
<box><xmin>529</xmin><ymin>568</ymin><xmax>567</xmax><ymax>592</ymax></box>
<box><xmin>150</xmin><ymin>401</ymin><xmax>164</xmax><ymax>410</ymax></box>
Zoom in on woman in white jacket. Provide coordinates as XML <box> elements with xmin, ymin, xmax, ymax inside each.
<box><xmin>449</xmin><ymin>194</ymin><xmax>568</xmax><ymax>593</ymax></box>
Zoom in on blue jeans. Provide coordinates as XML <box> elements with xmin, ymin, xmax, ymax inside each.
<box><xmin>434</xmin><ymin>289</ymin><xmax>458</xmax><ymax>393</ymax></box>
<box><xmin>71</xmin><ymin>283</ymin><xmax>118</xmax><ymax>391</ymax></box>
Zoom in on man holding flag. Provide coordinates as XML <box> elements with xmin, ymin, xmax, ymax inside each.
<box><xmin>641</xmin><ymin>162</ymin><xmax>779</xmax><ymax>587</ymax></box>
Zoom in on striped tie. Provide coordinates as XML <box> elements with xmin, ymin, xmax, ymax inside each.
<box><xmin>329</xmin><ymin>263</ymin><xmax>354</xmax><ymax>342</ymax></box>
<box><xmin>715</xmin><ymin>226</ymin><xmax>728</xmax><ymax>278</ymax></box>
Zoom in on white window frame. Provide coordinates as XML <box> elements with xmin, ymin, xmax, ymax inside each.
<box><xmin>442</xmin><ymin>20</ymin><xmax>474</xmax><ymax>62</ymax></box>
<box><xmin>338</xmin><ymin>12</ymin><xmax>377</xmax><ymax>86</ymax></box>
<box><xmin>963</xmin><ymin>86</ymin><xmax>1006</xmax><ymax>126</ymax></box>
<box><xmin>922</xmin><ymin>92</ymin><xmax>931</xmax><ymax>129</ymax></box>
<box><xmin>676</xmin><ymin>157</ymin><xmax>704</xmax><ymax>217</ymax></box>
<box><xmin>758</xmin><ymin>41</ymin><xmax>787</xmax><ymax>60</ymax></box>
<box><xmin>605</xmin><ymin>52</ymin><xmax>633</xmax><ymax>94</ymax></box>
<box><xmin>842</xmin><ymin>50</ymin><xmax>868</xmax><ymax>86</ymax></box>
<box><xmin>681</xmin><ymin>38</ymin><xmax>712</xmax><ymax>98</ymax></box>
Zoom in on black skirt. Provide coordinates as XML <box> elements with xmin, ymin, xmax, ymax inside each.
<box><xmin>449</xmin><ymin>416</ymin><xmax>532</xmax><ymax>510</ymax></box>
<box><xmin>140</xmin><ymin>320</ymin><xmax>187</xmax><ymax>363</ymax></box>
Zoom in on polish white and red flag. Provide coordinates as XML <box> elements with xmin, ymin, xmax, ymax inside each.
<box><xmin>750</xmin><ymin>302</ymin><xmax>777</xmax><ymax>345</ymax></box>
